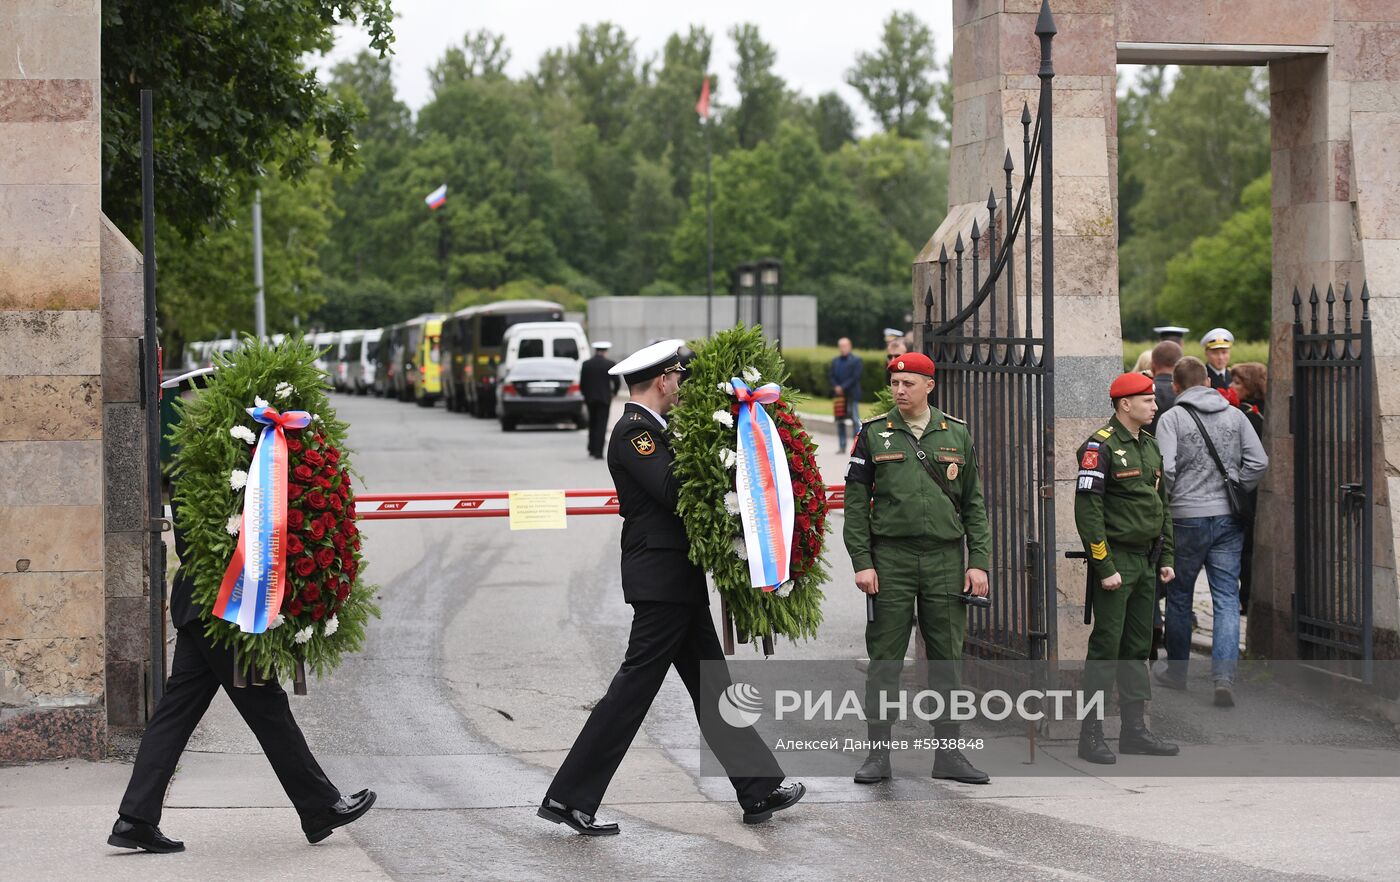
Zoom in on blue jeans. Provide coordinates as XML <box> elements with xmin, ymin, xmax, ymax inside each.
<box><xmin>1164</xmin><ymin>515</ymin><xmax>1244</xmax><ymax>684</ymax></box>
<box><xmin>836</xmin><ymin>399</ymin><xmax>860</xmax><ymax>450</ymax></box>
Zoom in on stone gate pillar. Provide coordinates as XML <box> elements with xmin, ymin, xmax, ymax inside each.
<box><xmin>918</xmin><ymin>1</ymin><xmax>1121</xmax><ymax>662</ymax></box>
<box><xmin>1</xmin><ymin>0</ymin><xmax>150</xmax><ymax>759</ymax></box>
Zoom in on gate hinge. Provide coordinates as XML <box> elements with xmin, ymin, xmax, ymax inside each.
<box><xmin>1038</xmin><ymin>484</ymin><xmax>1053</xmax><ymax>499</ymax></box>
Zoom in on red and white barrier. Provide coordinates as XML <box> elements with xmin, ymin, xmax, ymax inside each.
<box><xmin>355</xmin><ymin>486</ymin><xmax>846</xmax><ymax>520</ymax></box>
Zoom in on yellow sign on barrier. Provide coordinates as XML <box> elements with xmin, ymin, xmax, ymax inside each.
<box><xmin>508</xmin><ymin>490</ymin><xmax>568</xmax><ymax>530</ymax></box>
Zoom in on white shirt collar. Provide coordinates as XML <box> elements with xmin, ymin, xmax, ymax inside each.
<box><xmin>633</xmin><ymin>402</ymin><xmax>667</xmax><ymax>430</ymax></box>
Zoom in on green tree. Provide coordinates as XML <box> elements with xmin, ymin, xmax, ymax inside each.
<box><xmin>159</xmin><ymin>160</ymin><xmax>341</xmax><ymax>348</ymax></box>
<box><xmin>729</xmin><ymin>24</ymin><xmax>786</xmax><ymax>149</ymax></box>
<box><xmin>808</xmin><ymin>92</ymin><xmax>858</xmax><ymax>153</ymax></box>
<box><xmin>846</xmin><ymin>11</ymin><xmax>946</xmax><ymax>142</ymax></box>
<box><xmin>101</xmin><ymin>0</ymin><xmax>393</xmax><ymax>238</ymax></box>
<box><xmin>1118</xmin><ymin>66</ymin><xmax>1270</xmax><ymax>337</ymax></box>
<box><xmin>620</xmin><ymin>157</ymin><xmax>684</xmax><ymax>293</ymax></box>
<box><xmin>837</xmin><ymin>133</ymin><xmax>948</xmax><ymax>251</ymax></box>
<box><xmin>814</xmin><ymin>275</ymin><xmax>911</xmax><ymax>346</ymax></box>
<box><xmin>430</xmin><ymin>30</ymin><xmax>511</xmax><ymax>92</ymax></box>
<box><xmin>1157</xmin><ymin>174</ymin><xmax>1272</xmax><ymax>339</ymax></box>
<box><xmin>628</xmin><ymin>27</ymin><xmax>716</xmax><ymax>202</ymax></box>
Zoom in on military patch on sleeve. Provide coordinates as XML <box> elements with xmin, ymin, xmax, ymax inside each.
<box><xmin>630</xmin><ymin>431</ymin><xmax>657</xmax><ymax>456</ymax></box>
<box><xmin>1080</xmin><ymin>447</ymin><xmax>1100</xmax><ymax>470</ymax></box>
<box><xmin>1089</xmin><ymin>540</ymin><xmax>1108</xmax><ymax>560</ymax></box>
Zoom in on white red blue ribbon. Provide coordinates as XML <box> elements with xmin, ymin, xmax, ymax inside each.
<box><xmin>214</xmin><ymin>406</ymin><xmax>311</xmax><ymax>633</ymax></box>
<box><xmin>730</xmin><ymin>379</ymin><xmax>794</xmax><ymax>591</ymax></box>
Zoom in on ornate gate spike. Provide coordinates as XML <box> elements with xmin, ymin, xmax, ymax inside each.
<box><xmin>1004</xmin><ymin>149</ymin><xmax>1016</xmax><ymax>172</ymax></box>
<box><xmin>1362</xmin><ymin>281</ymin><xmax>1371</xmax><ymax>321</ymax></box>
<box><xmin>1291</xmin><ymin>286</ymin><xmax>1302</xmax><ymax>325</ymax></box>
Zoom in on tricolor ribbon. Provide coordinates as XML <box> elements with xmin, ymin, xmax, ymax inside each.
<box><xmin>214</xmin><ymin>406</ymin><xmax>311</xmax><ymax>633</ymax></box>
<box><xmin>730</xmin><ymin>379</ymin><xmax>795</xmax><ymax>592</ymax></box>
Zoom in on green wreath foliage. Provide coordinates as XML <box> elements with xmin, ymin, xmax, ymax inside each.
<box><xmin>168</xmin><ymin>336</ymin><xmax>378</xmax><ymax>679</ymax></box>
<box><xmin>671</xmin><ymin>326</ymin><xmax>829</xmax><ymax>648</ymax></box>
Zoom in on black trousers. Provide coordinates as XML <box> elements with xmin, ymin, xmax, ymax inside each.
<box><xmin>586</xmin><ymin>400</ymin><xmax>610</xmax><ymax>457</ymax></box>
<box><xmin>118</xmin><ymin>623</ymin><xmax>340</xmax><ymax>825</ymax></box>
<box><xmin>547</xmin><ymin>602</ymin><xmax>783</xmax><ymax>816</ymax></box>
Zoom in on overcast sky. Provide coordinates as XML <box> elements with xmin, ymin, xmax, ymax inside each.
<box><xmin>319</xmin><ymin>0</ymin><xmax>960</xmax><ymax>132</ymax></box>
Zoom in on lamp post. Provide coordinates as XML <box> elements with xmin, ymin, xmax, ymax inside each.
<box><xmin>735</xmin><ymin>262</ymin><xmax>756</xmax><ymax>329</ymax></box>
<box><xmin>758</xmin><ymin>258</ymin><xmax>783</xmax><ymax>352</ymax></box>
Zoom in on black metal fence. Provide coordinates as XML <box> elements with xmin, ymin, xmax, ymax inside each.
<box><xmin>922</xmin><ymin>3</ymin><xmax>1058</xmax><ymax>682</ymax></box>
<box><xmin>1291</xmin><ymin>282</ymin><xmax>1375</xmax><ymax>682</ymax></box>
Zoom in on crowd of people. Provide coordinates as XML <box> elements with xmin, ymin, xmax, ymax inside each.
<box><xmin>1127</xmin><ymin>328</ymin><xmax>1269</xmax><ymax>708</ymax></box>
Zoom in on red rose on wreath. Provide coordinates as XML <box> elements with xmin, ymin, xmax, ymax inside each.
<box><xmin>325</xmin><ymin>447</ymin><xmax>341</xmax><ymax>465</ymax></box>
<box><xmin>288</xmin><ymin>438</ymin><xmax>304</xmax><ymax>454</ymax></box>
<box><xmin>294</xmin><ymin>555</ymin><xmax>316</xmax><ymax>577</ymax></box>
<box><xmin>805</xmin><ymin>495</ymin><xmax>819</xmax><ymax>513</ymax></box>
<box><xmin>287</xmin><ymin>534</ymin><xmax>304</xmax><ymax>555</ymax></box>
<box><xmin>307</xmin><ymin>490</ymin><xmax>327</xmax><ymax>510</ymax></box>
<box><xmin>778</xmin><ymin>428</ymin><xmax>793</xmax><ymax>444</ymax></box>
<box><xmin>314</xmin><ymin>475</ymin><xmax>332</xmax><ymax>490</ymax></box>
<box><xmin>315</xmin><ymin>547</ymin><xmax>336</xmax><ymax>569</ymax></box>
<box><xmin>792</xmin><ymin>481</ymin><xmax>809</xmax><ymax>498</ymax></box>
<box><xmin>332</xmin><ymin>532</ymin><xmax>346</xmax><ymax>551</ymax></box>
<box><xmin>288</xmin><ymin>509</ymin><xmax>304</xmax><ymax>531</ymax></box>
<box><xmin>293</xmin><ymin>464</ymin><xmax>314</xmax><ymax>482</ymax></box>
<box><xmin>330</xmin><ymin>493</ymin><xmax>344</xmax><ymax>512</ymax></box>
<box><xmin>312</xmin><ymin>603</ymin><xmax>326</xmax><ymax>621</ymax></box>
<box><xmin>313</xmin><ymin>433</ymin><xmax>325</xmax><ymax>445</ymax></box>
<box><xmin>336</xmin><ymin>582</ymin><xmax>351</xmax><ymax>600</ymax></box>
<box><xmin>287</xmin><ymin>598</ymin><xmax>303</xmax><ymax>616</ymax></box>
<box><xmin>303</xmin><ymin>449</ymin><xmax>324</xmax><ymax>468</ymax></box>
<box><xmin>308</xmin><ymin>519</ymin><xmax>327</xmax><ymax>541</ymax></box>
<box><xmin>289</xmin><ymin>483</ymin><xmax>305</xmax><ymax>501</ymax></box>
<box><xmin>320</xmin><ymin>511</ymin><xmax>335</xmax><ymax>528</ymax></box>
<box><xmin>796</xmin><ymin>514</ymin><xmax>811</xmax><ymax>532</ymax></box>
<box><xmin>302</xmin><ymin>582</ymin><xmax>321</xmax><ymax>602</ymax></box>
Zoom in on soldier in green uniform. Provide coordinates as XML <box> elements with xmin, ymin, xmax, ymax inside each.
<box><xmin>843</xmin><ymin>352</ymin><xmax>992</xmax><ymax>785</ymax></box>
<box><xmin>1074</xmin><ymin>372</ymin><xmax>1181</xmax><ymax>764</ymax></box>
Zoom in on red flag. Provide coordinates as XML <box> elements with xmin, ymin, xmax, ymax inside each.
<box><xmin>696</xmin><ymin>76</ymin><xmax>711</xmax><ymax>119</ymax></box>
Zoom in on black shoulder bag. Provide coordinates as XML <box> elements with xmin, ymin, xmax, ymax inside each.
<box><xmin>1178</xmin><ymin>404</ymin><xmax>1254</xmax><ymax>522</ymax></box>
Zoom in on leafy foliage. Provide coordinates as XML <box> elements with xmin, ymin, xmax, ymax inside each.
<box><xmin>168</xmin><ymin>338</ymin><xmax>378</xmax><ymax>678</ymax></box>
<box><xmin>670</xmin><ymin>327</ymin><xmax>828</xmax><ymax>645</ymax></box>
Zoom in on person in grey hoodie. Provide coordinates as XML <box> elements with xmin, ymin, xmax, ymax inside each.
<box><xmin>1153</xmin><ymin>356</ymin><xmax>1268</xmax><ymax>707</ymax></box>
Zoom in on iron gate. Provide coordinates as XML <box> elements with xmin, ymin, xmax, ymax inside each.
<box><xmin>1292</xmin><ymin>282</ymin><xmax>1375</xmax><ymax>682</ymax></box>
<box><xmin>921</xmin><ymin>3</ymin><xmax>1058</xmax><ymax>682</ymax></box>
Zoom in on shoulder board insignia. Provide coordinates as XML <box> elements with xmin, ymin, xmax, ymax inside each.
<box><xmin>1141</xmin><ymin>427</ymin><xmax>1155</xmax><ymax>437</ymax></box>
<box><xmin>862</xmin><ymin>412</ymin><xmax>888</xmax><ymax>425</ymax></box>
<box><xmin>944</xmin><ymin>414</ymin><xmax>966</xmax><ymax>425</ymax></box>
<box><xmin>1094</xmin><ymin>427</ymin><xmax>1113</xmax><ymax>439</ymax></box>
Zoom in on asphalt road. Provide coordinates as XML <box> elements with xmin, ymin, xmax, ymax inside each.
<box><xmin>169</xmin><ymin>392</ymin><xmax>1400</xmax><ymax>882</ymax></box>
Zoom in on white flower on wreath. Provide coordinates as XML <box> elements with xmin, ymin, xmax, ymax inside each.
<box><xmin>323</xmin><ymin>615</ymin><xmax>340</xmax><ymax>637</ymax></box>
<box><xmin>723</xmin><ymin>491</ymin><xmax>741</xmax><ymax>516</ymax></box>
<box><xmin>293</xmin><ymin>626</ymin><xmax>314</xmax><ymax>645</ymax></box>
<box><xmin>717</xmin><ymin>381</ymin><xmax>735</xmax><ymax>395</ymax></box>
<box><xmin>731</xmin><ymin>536</ymin><xmax>748</xmax><ymax>561</ymax></box>
<box><xmin>712</xmin><ymin>409</ymin><xmax>734</xmax><ymax>429</ymax></box>
<box><xmin>254</xmin><ymin>395</ymin><xmax>270</xmax><ymax>409</ymax></box>
<box><xmin>718</xmin><ymin>448</ymin><xmax>737</xmax><ymax>469</ymax></box>
<box><xmin>275</xmin><ymin>381</ymin><xmax>294</xmax><ymax>400</ymax></box>
<box><xmin>229</xmin><ymin>469</ymin><xmax>248</xmax><ymax>491</ymax></box>
<box><xmin>742</xmin><ymin>366</ymin><xmax>762</xmax><ymax>385</ymax></box>
<box><xmin>230</xmin><ymin>425</ymin><xmax>257</xmax><ymax>445</ymax></box>
<box><xmin>224</xmin><ymin>513</ymin><xmax>242</xmax><ymax>536</ymax></box>
<box><xmin>311</xmin><ymin>414</ymin><xmax>323</xmax><ymax>423</ymax></box>
<box><xmin>775</xmin><ymin>580</ymin><xmax>794</xmax><ymax>598</ymax></box>
<box><xmin>267</xmin><ymin>614</ymin><xmax>286</xmax><ymax>631</ymax></box>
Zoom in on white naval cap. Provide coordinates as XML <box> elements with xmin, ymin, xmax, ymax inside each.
<box><xmin>1200</xmin><ymin>327</ymin><xmax>1235</xmax><ymax>349</ymax></box>
<box><xmin>608</xmin><ymin>338</ymin><xmax>688</xmax><ymax>384</ymax></box>
<box><xmin>882</xmin><ymin>327</ymin><xmax>906</xmax><ymax>340</ymax></box>
<box><xmin>592</xmin><ymin>340</ymin><xmax>612</xmax><ymax>350</ymax></box>
<box><xmin>1152</xmin><ymin>325</ymin><xmax>1190</xmax><ymax>339</ymax></box>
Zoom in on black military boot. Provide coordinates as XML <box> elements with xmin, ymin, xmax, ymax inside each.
<box><xmin>1077</xmin><ymin>717</ymin><xmax>1116</xmax><ymax>765</ymax></box>
<box><xmin>931</xmin><ymin>724</ymin><xmax>990</xmax><ymax>784</ymax></box>
<box><xmin>853</xmin><ymin>724</ymin><xmax>892</xmax><ymax>784</ymax></box>
<box><xmin>1118</xmin><ymin>700</ymin><xmax>1179</xmax><ymax>756</ymax></box>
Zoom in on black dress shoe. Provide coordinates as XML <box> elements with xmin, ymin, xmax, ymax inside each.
<box><xmin>742</xmin><ymin>782</ymin><xmax>806</xmax><ymax>825</ymax></box>
<box><xmin>537</xmin><ymin>798</ymin><xmax>620</xmax><ymax>836</ymax></box>
<box><xmin>301</xmin><ymin>788</ymin><xmax>377</xmax><ymax>844</ymax></box>
<box><xmin>108</xmin><ymin>819</ymin><xmax>185</xmax><ymax>854</ymax></box>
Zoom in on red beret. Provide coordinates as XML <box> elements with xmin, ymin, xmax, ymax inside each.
<box><xmin>1109</xmin><ymin>372</ymin><xmax>1154</xmax><ymax>399</ymax></box>
<box><xmin>887</xmin><ymin>352</ymin><xmax>935</xmax><ymax>378</ymax></box>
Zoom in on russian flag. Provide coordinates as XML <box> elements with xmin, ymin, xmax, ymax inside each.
<box><xmin>424</xmin><ymin>183</ymin><xmax>447</xmax><ymax>210</ymax></box>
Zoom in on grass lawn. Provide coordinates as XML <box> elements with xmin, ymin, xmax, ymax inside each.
<box><xmin>1124</xmin><ymin>339</ymin><xmax>1269</xmax><ymax>370</ymax></box>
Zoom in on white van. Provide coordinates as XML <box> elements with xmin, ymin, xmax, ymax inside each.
<box><xmin>495</xmin><ymin>321</ymin><xmax>590</xmax><ymax>431</ymax></box>
<box><xmin>358</xmin><ymin>329</ymin><xmax>382</xmax><ymax>395</ymax></box>
<box><xmin>334</xmin><ymin>330</ymin><xmax>367</xmax><ymax>392</ymax></box>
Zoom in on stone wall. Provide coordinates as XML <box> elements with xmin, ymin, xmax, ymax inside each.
<box><xmin>0</xmin><ymin>0</ymin><xmax>109</xmax><ymax>759</ymax></box>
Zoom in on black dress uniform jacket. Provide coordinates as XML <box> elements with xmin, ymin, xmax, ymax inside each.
<box><xmin>580</xmin><ymin>354</ymin><xmax>619</xmax><ymax>404</ymax></box>
<box><xmin>607</xmin><ymin>403</ymin><xmax>707</xmax><ymax>604</ymax></box>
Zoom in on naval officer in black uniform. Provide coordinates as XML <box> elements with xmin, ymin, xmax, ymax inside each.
<box><xmin>580</xmin><ymin>340</ymin><xmax>619</xmax><ymax>459</ymax></box>
<box><xmin>539</xmin><ymin>339</ymin><xmax>805</xmax><ymax>835</ymax></box>
<box><xmin>109</xmin><ymin>371</ymin><xmax>375</xmax><ymax>854</ymax></box>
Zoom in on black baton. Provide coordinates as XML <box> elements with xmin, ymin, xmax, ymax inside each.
<box><xmin>866</xmin><ymin>593</ymin><xmax>876</xmax><ymax>623</ymax></box>
<box><xmin>1066</xmin><ymin>550</ymin><xmax>1092</xmax><ymax>625</ymax></box>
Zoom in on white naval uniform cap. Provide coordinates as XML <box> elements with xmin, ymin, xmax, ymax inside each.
<box><xmin>592</xmin><ymin>341</ymin><xmax>612</xmax><ymax>350</ymax></box>
<box><xmin>608</xmin><ymin>338</ymin><xmax>687</xmax><ymax>384</ymax></box>
<box><xmin>1200</xmin><ymin>327</ymin><xmax>1235</xmax><ymax>349</ymax></box>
